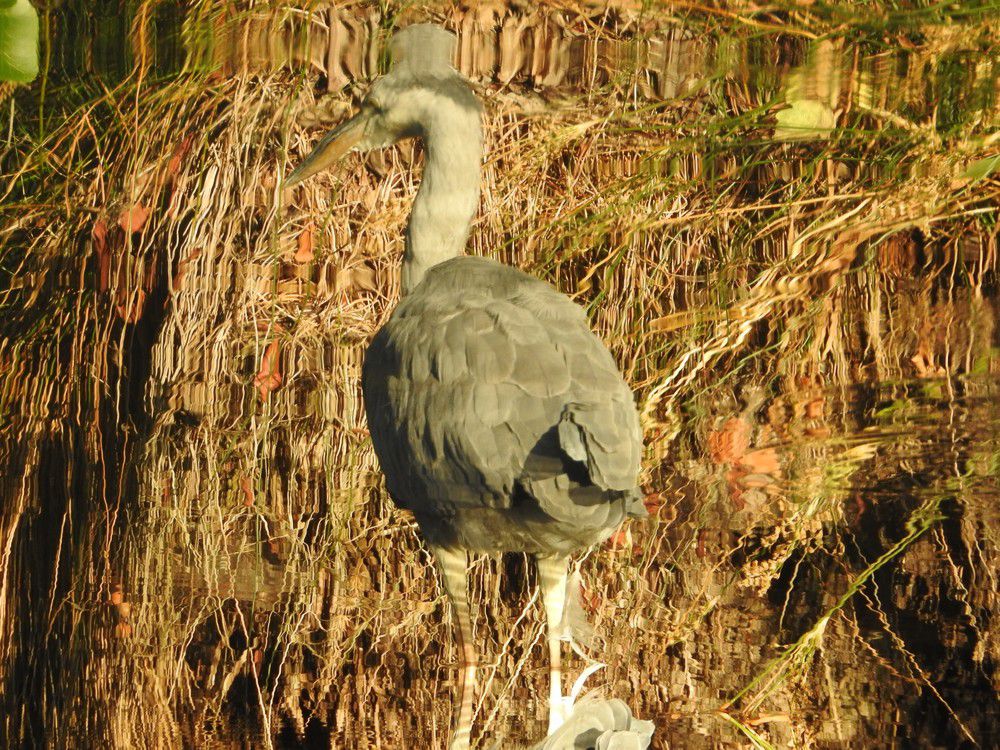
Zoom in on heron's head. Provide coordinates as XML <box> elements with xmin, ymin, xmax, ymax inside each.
<box><xmin>285</xmin><ymin>24</ymin><xmax>481</xmax><ymax>188</ymax></box>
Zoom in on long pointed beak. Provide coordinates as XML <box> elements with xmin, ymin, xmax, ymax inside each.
<box><xmin>284</xmin><ymin>113</ymin><xmax>369</xmax><ymax>188</ymax></box>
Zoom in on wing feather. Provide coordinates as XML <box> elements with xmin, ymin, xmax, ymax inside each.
<box><xmin>362</xmin><ymin>256</ymin><xmax>641</xmax><ymax>522</ymax></box>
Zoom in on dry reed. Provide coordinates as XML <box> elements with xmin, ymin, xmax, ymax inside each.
<box><xmin>1</xmin><ymin>2</ymin><xmax>998</xmax><ymax>748</ymax></box>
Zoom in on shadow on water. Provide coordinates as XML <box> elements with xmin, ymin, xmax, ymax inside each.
<box><xmin>1</xmin><ymin>2</ymin><xmax>999</xmax><ymax>749</ymax></box>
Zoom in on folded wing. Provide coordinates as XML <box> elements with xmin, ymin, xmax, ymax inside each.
<box><xmin>362</xmin><ymin>257</ymin><xmax>642</xmax><ymax>527</ymax></box>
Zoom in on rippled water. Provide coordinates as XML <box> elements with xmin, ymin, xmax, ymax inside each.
<box><xmin>2</xmin><ymin>3</ymin><xmax>998</xmax><ymax>749</ymax></box>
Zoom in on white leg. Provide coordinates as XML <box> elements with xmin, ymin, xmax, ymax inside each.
<box><xmin>432</xmin><ymin>546</ymin><xmax>477</xmax><ymax>750</ymax></box>
<box><xmin>535</xmin><ymin>553</ymin><xmax>570</xmax><ymax>735</ymax></box>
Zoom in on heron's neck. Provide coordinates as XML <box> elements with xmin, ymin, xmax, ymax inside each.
<box><xmin>402</xmin><ymin>112</ymin><xmax>482</xmax><ymax>294</ymax></box>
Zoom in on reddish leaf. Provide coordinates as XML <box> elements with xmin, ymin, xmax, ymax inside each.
<box><xmin>118</xmin><ymin>204</ymin><xmax>150</xmax><ymax>233</ymax></box>
<box><xmin>740</xmin><ymin>447</ymin><xmax>780</xmax><ymax>476</ymax></box>
<box><xmin>707</xmin><ymin>417</ymin><xmax>750</xmax><ymax>464</ymax></box>
<box><xmin>295</xmin><ymin>222</ymin><xmax>315</xmax><ymax>263</ymax></box>
<box><xmin>254</xmin><ymin>340</ymin><xmax>282</xmax><ymax>399</ymax></box>
<box><xmin>167</xmin><ymin>134</ymin><xmax>194</xmax><ymax>178</ymax></box>
<box><xmin>607</xmin><ymin>528</ymin><xmax>628</xmax><ymax>549</ymax></box>
<box><xmin>240</xmin><ymin>476</ymin><xmax>255</xmax><ymax>507</ymax></box>
<box><xmin>92</xmin><ymin>218</ymin><xmax>108</xmax><ymax>251</ymax></box>
<box><xmin>696</xmin><ymin>528</ymin><xmax>710</xmax><ymax>558</ymax></box>
<box><xmin>642</xmin><ymin>492</ymin><xmax>665</xmax><ymax>514</ymax></box>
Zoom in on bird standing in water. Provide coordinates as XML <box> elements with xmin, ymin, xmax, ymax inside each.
<box><xmin>286</xmin><ymin>24</ymin><xmax>645</xmax><ymax>749</ymax></box>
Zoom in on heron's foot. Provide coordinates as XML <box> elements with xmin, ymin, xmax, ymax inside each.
<box><xmin>547</xmin><ymin>699</ymin><xmax>570</xmax><ymax>735</ymax></box>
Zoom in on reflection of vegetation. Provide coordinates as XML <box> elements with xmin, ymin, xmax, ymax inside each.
<box><xmin>725</xmin><ymin>495</ymin><xmax>944</xmax><ymax>715</ymax></box>
<box><xmin>774</xmin><ymin>40</ymin><xmax>839</xmax><ymax>140</ymax></box>
<box><xmin>0</xmin><ymin>2</ymin><xmax>998</xmax><ymax>749</ymax></box>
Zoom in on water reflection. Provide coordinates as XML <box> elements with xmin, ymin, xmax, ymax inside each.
<box><xmin>2</xmin><ymin>3</ymin><xmax>999</xmax><ymax>750</ymax></box>
<box><xmin>35</xmin><ymin>3</ymin><xmax>1000</xmax><ymax>128</ymax></box>
<box><xmin>774</xmin><ymin>40</ymin><xmax>840</xmax><ymax>140</ymax></box>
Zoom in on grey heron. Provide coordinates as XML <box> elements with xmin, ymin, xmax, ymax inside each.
<box><xmin>286</xmin><ymin>24</ymin><xmax>645</xmax><ymax>749</ymax></box>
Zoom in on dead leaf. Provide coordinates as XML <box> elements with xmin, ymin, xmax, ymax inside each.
<box><xmin>240</xmin><ymin>476</ymin><xmax>255</xmax><ymax>507</ymax></box>
<box><xmin>276</xmin><ymin>279</ymin><xmax>305</xmax><ymax>302</ymax></box>
<box><xmin>172</xmin><ymin>248</ymin><xmax>202</xmax><ymax>292</ymax></box>
<box><xmin>607</xmin><ymin>528</ymin><xmax>629</xmax><ymax>549</ymax></box>
<box><xmin>295</xmin><ymin>222</ymin><xmax>315</xmax><ymax>263</ymax></box>
<box><xmin>118</xmin><ymin>204</ymin><xmax>150</xmax><ymax>233</ymax></box>
<box><xmin>336</xmin><ymin>262</ymin><xmax>378</xmax><ymax>294</ymax></box>
<box><xmin>643</xmin><ymin>492</ymin><xmax>665</xmax><ymax>514</ymax></box>
<box><xmin>581</xmin><ymin>592</ymin><xmax>600</xmax><ymax>614</ymax></box>
<box><xmin>740</xmin><ymin>447</ymin><xmax>781</xmax><ymax>476</ymax></box>
<box><xmin>707</xmin><ymin>417</ymin><xmax>751</xmax><ymax>464</ymax></box>
<box><xmin>167</xmin><ymin>134</ymin><xmax>194</xmax><ymax>178</ymax></box>
<box><xmin>92</xmin><ymin>218</ymin><xmax>108</xmax><ymax>251</ymax></box>
<box><xmin>254</xmin><ymin>340</ymin><xmax>282</xmax><ymax>399</ymax></box>
<box><xmin>255</xmin><ymin>321</ymin><xmax>286</xmax><ymax>334</ymax></box>
<box><xmin>696</xmin><ymin>528</ymin><xmax>710</xmax><ymax>558</ymax></box>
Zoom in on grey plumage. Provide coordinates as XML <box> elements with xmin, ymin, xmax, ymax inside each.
<box><xmin>364</xmin><ymin>256</ymin><xmax>644</xmax><ymax>554</ymax></box>
<box><xmin>287</xmin><ymin>23</ymin><xmax>644</xmax><ymax>749</ymax></box>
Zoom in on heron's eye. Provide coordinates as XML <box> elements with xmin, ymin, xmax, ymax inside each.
<box><xmin>366</xmin><ymin>98</ymin><xmax>384</xmax><ymax>114</ymax></box>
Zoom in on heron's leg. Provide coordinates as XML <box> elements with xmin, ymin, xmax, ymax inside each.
<box><xmin>431</xmin><ymin>546</ymin><xmax>477</xmax><ymax>750</ymax></box>
<box><xmin>535</xmin><ymin>553</ymin><xmax>570</xmax><ymax>735</ymax></box>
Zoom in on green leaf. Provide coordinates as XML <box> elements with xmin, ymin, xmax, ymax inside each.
<box><xmin>0</xmin><ymin>0</ymin><xmax>38</xmax><ymax>83</ymax></box>
<box><xmin>963</xmin><ymin>154</ymin><xmax>1000</xmax><ymax>181</ymax></box>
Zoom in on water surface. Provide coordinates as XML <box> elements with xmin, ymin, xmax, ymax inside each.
<box><xmin>1</xmin><ymin>3</ymin><xmax>998</xmax><ymax>749</ymax></box>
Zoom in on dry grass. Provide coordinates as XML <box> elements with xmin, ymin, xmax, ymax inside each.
<box><xmin>1</xmin><ymin>2</ymin><xmax>999</xmax><ymax>748</ymax></box>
